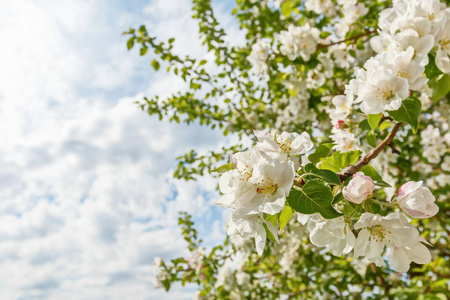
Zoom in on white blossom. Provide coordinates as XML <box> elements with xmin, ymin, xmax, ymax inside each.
<box><xmin>354</xmin><ymin>212</ymin><xmax>432</xmax><ymax>272</ymax></box>
<box><xmin>215</xmin><ymin>261</ymin><xmax>233</xmax><ymax>289</ymax></box>
<box><xmin>330</xmin><ymin>128</ymin><xmax>358</xmax><ymax>152</ymax></box>
<box><xmin>435</xmin><ymin>19</ymin><xmax>450</xmax><ymax>73</ymax></box>
<box><xmin>227</xmin><ymin>211</ymin><xmax>278</xmax><ymax>255</ymax></box>
<box><xmin>248</xmin><ymin>39</ymin><xmax>272</xmax><ymax>79</ymax></box>
<box><xmin>255</xmin><ymin>130</ymin><xmax>313</xmax><ymax>168</ymax></box>
<box><xmin>442</xmin><ymin>156</ymin><xmax>450</xmax><ymax>171</ymax></box>
<box><xmin>397</xmin><ymin>181</ymin><xmax>439</xmax><ymax>218</ymax></box>
<box><xmin>305</xmin><ymin>0</ymin><xmax>335</xmax><ymax>17</ymax></box>
<box><xmin>152</xmin><ymin>257</ymin><xmax>169</xmax><ymax>289</ymax></box>
<box><xmin>307</xmin><ymin>215</ymin><xmax>355</xmax><ymax>256</ymax></box>
<box><xmin>358</xmin><ymin>69</ymin><xmax>409</xmax><ymax>114</ymax></box>
<box><xmin>275</xmin><ymin>24</ymin><xmax>320</xmax><ymax>61</ymax></box>
<box><xmin>233</xmin><ymin>159</ymin><xmax>295</xmax><ymax>215</ymax></box>
<box><xmin>387</xmin><ymin>47</ymin><xmax>427</xmax><ymax>90</ymax></box>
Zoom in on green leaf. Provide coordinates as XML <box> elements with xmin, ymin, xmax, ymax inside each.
<box><xmin>287</xmin><ymin>179</ymin><xmax>342</xmax><ymax>219</ymax></box>
<box><xmin>388</xmin><ymin>97</ymin><xmax>421</xmax><ymax>133</ymax></box>
<box><xmin>308</xmin><ymin>143</ymin><xmax>333</xmax><ymax>164</ymax></box>
<box><xmin>199</xmin><ymin>59</ymin><xmax>207</xmax><ymax>66</ymax></box>
<box><xmin>332</xmin><ymin>192</ymin><xmax>345</xmax><ymax>205</ymax></box>
<box><xmin>262</xmin><ymin>222</ymin><xmax>277</xmax><ymax>243</ymax></box>
<box><xmin>319</xmin><ymin>31</ymin><xmax>331</xmax><ymax>39</ymax></box>
<box><xmin>279</xmin><ymin>205</ymin><xmax>295</xmax><ymax>232</ymax></box>
<box><xmin>429</xmin><ymin>74</ymin><xmax>450</xmax><ymax>102</ymax></box>
<box><xmin>281</xmin><ymin>0</ymin><xmax>296</xmax><ymax>17</ymax></box>
<box><xmin>126</xmin><ymin>37</ymin><xmax>135</xmax><ymax>50</ymax></box>
<box><xmin>379</xmin><ymin>120</ymin><xmax>391</xmax><ymax>131</ymax></box>
<box><xmin>360</xmin><ymin>164</ymin><xmax>391</xmax><ymax>187</ymax></box>
<box><xmin>264</xmin><ymin>213</ymin><xmax>279</xmax><ymax>228</ymax></box>
<box><xmin>151</xmin><ymin>59</ymin><xmax>160</xmax><ymax>71</ymax></box>
<box><xmin>366</xmin><ymin>132</ymin><xmax>377</xmax><ymax>147</ymax></box>
<box><xmin>211</xmin><ymin>163</ymin><xmax>233</xmax><ymax>174</ymax></box>
<box><xmin>368</xmin><ymin>113</ymin><xmax>382</xmax><ymax>132</ymax></box>
<box><xmin>318</xmin><ymin>151</ymin><xmax>361</xmax><ymax>173</ymax></box>
<box><xmin>162</xmin><ymin>280</ymin><xmax>171</xmax><ymax>291</ymax></box>
<box><xmin>140</xmin><ymin>46</ymin><xmax>148</xmax><ymax>56</ymax></box>
<box><xmin>304</xmin><ymin>163</ymin><xmax>341</xmax><ymax>185</ymax></box>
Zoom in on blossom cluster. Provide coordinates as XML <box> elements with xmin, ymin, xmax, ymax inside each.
<box><xmin>328</xmin><ymin>0</ymin><xmax>450</xmax><ymax>153</ymax></box>
<box><xmin>299</xmin><ymin>175</ymin><xmax>438</xmax><ymax>272</ymax></box>
<box><xmin>152</xmin><ymin>257</ymin><xmax>170</xmax><ymax>289</ymax></box>
<box><xmin>347</xmin><ymin>0</ymin><xmax>449</xmax><ymax>115</ymax></box>
<box><xmin>217</xmin><ymin>131</ymin><xmax>313</xmax><ymax>254</ymax></box>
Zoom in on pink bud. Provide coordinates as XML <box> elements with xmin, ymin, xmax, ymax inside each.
<box><xmin>343</xmin><ymin>174</ymin><xmax>375</xmax><ymax>204</ymax></box>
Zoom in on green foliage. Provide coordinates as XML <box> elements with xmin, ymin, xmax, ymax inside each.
<box><xmin>360</xmin><ymin>164</ymin><xmax>391</xmax><ymax>187</ymax></box>
<box><xmin>287</xmin><ymin>179</ymin><xmax>342</xmax><ymax>219</ymax></box>
<box><xmin>318</xmin><ymin>150</ymin><xmax>362</xmax><ymax>173</ymax></box>
<box><xmin>429</xmin><ymin>74</ymin><xmax>450</xmax><ymax>102</ymax></box>
<box><xmin>388</xmin><ymin>97</ymin><xmax>422</xmax><ymax>133</ymax></box>
<box><xmin>126</xmin><ymin>0</ymin><xmax>450</xmax><ymax>298</ymax></box>
<box><xmin>368</xmin><ymin>113</ymin><xmax>382</xmax><ymax>132</ymax></box>
<box><xmin>178</xmin><ymin>212</ymin><xmax>202</xmax><ymax>252</ymax></box>
<box><xmin>303</xmin><ymin>163</ymin><xmax>341</xmax><ymax>186</ymax></box>
<box><xmin>308</xmin><ymin>143</ymin><xmax>333</xmax><ymax>164</ymax></box>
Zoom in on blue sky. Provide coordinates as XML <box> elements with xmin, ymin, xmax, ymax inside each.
<box><xmin>0</xmin><ymin>0</ymin><xmax>241</xmax><ymax>299</ymax></box>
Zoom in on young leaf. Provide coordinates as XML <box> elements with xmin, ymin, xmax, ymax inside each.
<box><xmin>360</xmin><ymin>164</ymin><xmax>391</xmax><ymax>187</ymax></box>
<box><xmin>140</xmin><ymin>46</ymin><xmax>148</xmax><ymax>56</ymax></box>
<box><xmin>308</xmin><ymin>143</ymin><xmax>333</xmax><ymax>164</ymax></box>
<box><xmin>368</xmin><ymin>113</ymin><xmax>382</xmax><ymax>132</ymax></box>
<box><xmin>264</xmin><ymin>213</ymin><xmax>279</xmax><ymax>228</ymax></box>
<box><xmin>388</xmin><ymin>97</ymin><xmax>421</xmax><ymax>133</ymax></box>
<box><xmin>211</xmin><ymin>163</ymin><xmax>233</xmax><ymax>173</ymax></box>
<box><xmin>304</xmin><ymin>163</ymin><xmax>341</xmax><ymax>185</ymax></box>
<box><xmin>332</xmin><ymin>192</ymin><xmax>345</xmax><ymax>205</ymax></box>
<box><xmin>262</xmin><ymin>222</ymin><xmax>277</xmax><ymax>243</ymax></box>
<box><xmin>318</xmin><ymin>151</ymin><xmax>361</xmax><ymax>173</ymax></box>
<box><xmin>151</xmin><ymin>59</ymin><xmax>160</xmax><ymax>71</ymax></box>
<box><xmin>366</xmin><ymin>132</ymin><xmax>377</xmax><ymax>148</ymax></box>
<box><xmin>279</xmin><ymin>205</ymin><xmax>295</xmax><ymax>232</ymax></box>
<box><xmin>287</xmin><ymin>179</ymin><xmax>342</xmax><ymax>219</ymax></box>
<box><xmin>126</xmin><ymin>36</ymin><xmax>135</xmax><ymax>50</ymax></box>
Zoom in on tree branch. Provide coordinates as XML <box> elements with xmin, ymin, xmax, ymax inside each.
<box><xmin>338</xmin><ymin>122</ymin><xmax>404</xmax><ymax>182</ymax></box>
<box><xmin>316</xmin><ymin>30</ymin><xmax>376</xmax><ymax>51</ymax></box>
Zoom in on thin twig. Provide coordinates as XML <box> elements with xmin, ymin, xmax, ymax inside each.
<box><xmin>388</xmin><ymin>142</ymin><xmax>401</xmax><ymax>154</ymax></box>
<box><xmin>316</xmin><ymin>30</ymin><xmax>376</xmax><ymax>51</ymax></box>
<box><xmin>338</xmin><ymin>122</ymin><xmax>404</xmax><ymax>182</ymax></box>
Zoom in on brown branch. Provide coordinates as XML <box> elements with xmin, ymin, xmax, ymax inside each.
<box><xmin>388</xmin><ymin>142</ymin><xmax>401</xmax><ymax>154</ymax></box>
<box><xmin>338</xmin><ymin>122</ymin><xmax>404</xmax><ymax>182</ymax></box>
<box><xmin>378</xmin><ymin>115</ymin><xmax>393</xmax><ymax>126</ymax></box>
<box><xmin>316</xmin><ymin>30</ymin><xmax>376</xmax><ymax>51</ymax></box>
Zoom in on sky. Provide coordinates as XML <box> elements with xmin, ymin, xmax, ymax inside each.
<box><xmin>0</xmin><ymin>0</ymin><xmax>241</xmax><ymax>299</ymax></box>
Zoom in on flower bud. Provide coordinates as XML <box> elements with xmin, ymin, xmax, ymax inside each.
<box><xmin>335</xmin><ymin>120</ymin><xmax>345</xmax><ymax>129</ymax></box>
<box><xmin>343</xmin><ymin>174</ymin><xmax>375</xmax><ymax>204</ymax></box>
<box><xmin>397</xmin><ymin>181</ymin><xmax>439</xmax><ymax>218</ymax></box>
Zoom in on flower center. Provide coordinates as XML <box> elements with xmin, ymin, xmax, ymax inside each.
<box><xmin>256</xmin><ymin>177</ymin><xmax>278</xmax><ymax>198</ymax></box>
<box><xmin>378</xmin><ymin>87</ymin><xmax>394</xmax><ymax>101</ymax></box>
<box><xmin>238</xmin><ymin>165</ymin><xmax>253</xmax><ymax>181</ymax></box>
<box><xmin>440</xmin><ymin>35</ymin><xmax>450</xmax><ymax>50</ymax></box>
<box><xmin>276</xmin><ymin>137</ymin><xmax>292</xmax><ymax>154</ymax></box>
<box><xmin>428</xmin><ymin>13</ymin><xmax>435</xmax><ymax>21</ymax></box>
<box><xmin>369</xmin><ymin>225</ymin><xmax>392</xmax><ymax>242</ymax></box>
<box><xmin>397</xmin><ymin>68</ymin><xmax>409</xmax><ymax>79</ymax></box>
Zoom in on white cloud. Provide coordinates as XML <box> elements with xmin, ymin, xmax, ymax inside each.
<box><xmin>0</xmin><ymin>0</ymin><xmax>240</xmax><ymax>298</ymax></box>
